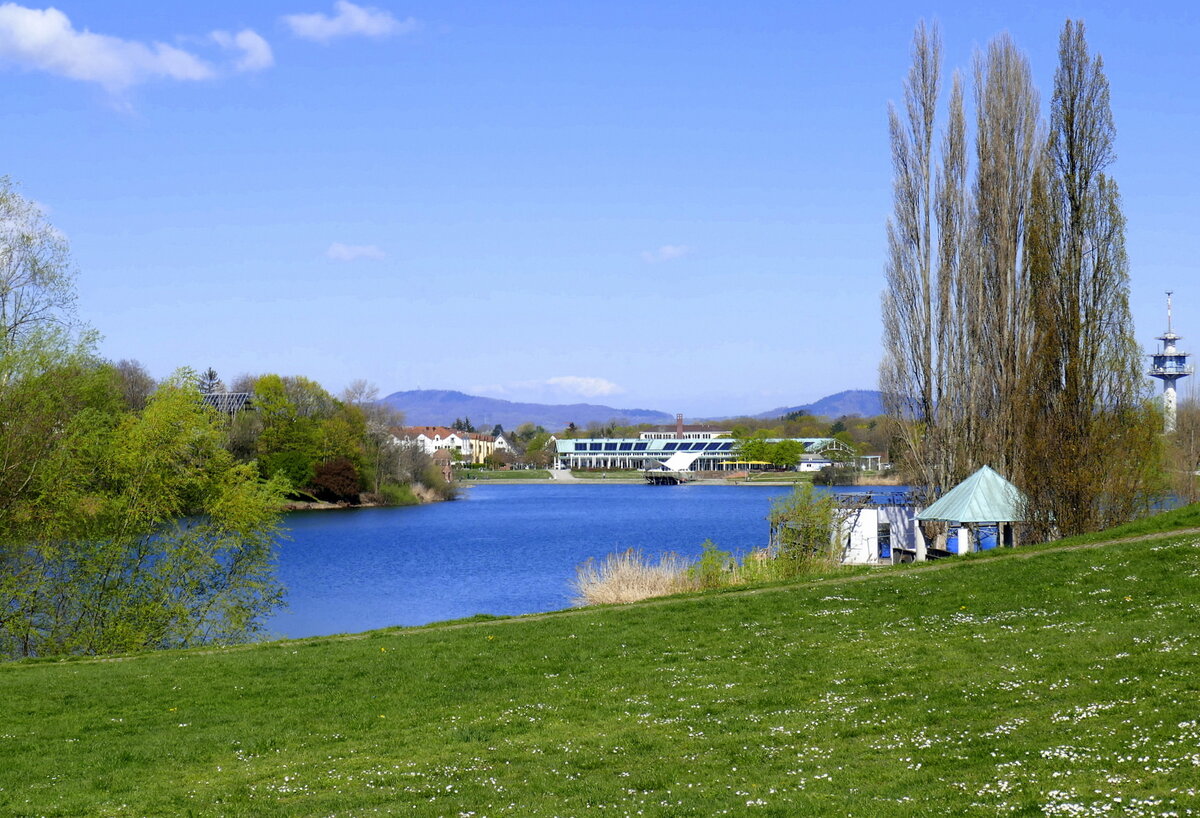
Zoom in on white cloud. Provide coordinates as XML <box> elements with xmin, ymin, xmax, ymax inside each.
<box><xmin>641</xmin><ymin>244</ymin><xmax>691</xmax><ymax>263</ymax></box>
<box><xmin>326</xmin><ymin>242</ymin><xmax>386</xmax><ymax>261</ymax></box>
<box><xmin>0</xmin><ymin>3</ymin><xmax>215</xmax><ymax>91</ymax></box>
<box><xmin>475</xmin><ymin>376</ymin><xmax>626</xmax><ymax>402</ymax></box>
<box><xmin>283</xmin><ymin>1</ymin><xmax>417</xmax><ymax>43</ymax></box>
<box><xmin>211</xmin><ymin>28</ymin><xmax>273</xmax><ymax>73</ymax></box>
<box><xmin>545</xmin><ymin>376</ymin><xmax>623</xmax><ymax>398</ymax></box>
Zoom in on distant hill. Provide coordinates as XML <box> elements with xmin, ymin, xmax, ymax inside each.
<box><xmin>753</xmin><ymin>389</ymin><xmax>883</xmax><ymax>420</ymax></box>
<box><xmin>380</xmin><ymin>388</ymin><xmax>884</xmax><ymax>430</ymax></box>
<box><xmin>380</xmin><ymin>390</ymin><xmax>675</xmax><ymax>430</ymax></box>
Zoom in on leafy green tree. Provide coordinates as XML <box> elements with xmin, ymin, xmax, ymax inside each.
<box><xmin>771</xmin><ymin>439</ymin><xmax>803</xmax><ymax>469</ymax></box>
<box><xmin>1017</xmin><ymin>20</ymin><xmax>1161</xmax><ymax>537</ymax></box>
<box><xmin>767</xmin><ymin>484</ymin><xmax>844</xmax><ymax>573</ymax></box>
<box><xmin>0</xmin><ymin>334</ymin><xmax>121</xmax><ymax>522</ymax></box>
<box><xmin>1</xmin><ymin>373</ymin><xmax>286</xmax><ymax>658</ymax></box>
<box><xmin>252</xmin><ymin>374</ymin><xmax>323</xmax><ymax>489</ymax></box>
<box><xmin>736</xmin><ymin>436</ymin><xmax>771</xmax><ymax>465</ymax></box>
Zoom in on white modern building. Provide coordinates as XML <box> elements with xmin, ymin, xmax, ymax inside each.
<box><xmin>554</xmin><ymin>436</ymin><xmax>850</xmax><ymax>472</ymax></box>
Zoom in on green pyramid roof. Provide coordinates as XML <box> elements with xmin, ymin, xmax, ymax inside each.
<box><xmin>916</xmin><ymin>465</ymin><xmax>1027</xmax><ymax>523</ymax></box>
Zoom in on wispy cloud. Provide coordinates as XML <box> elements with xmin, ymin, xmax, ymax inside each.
<box><xmin>641</xmin><ymin>244</ymin><xmax>691</xmax><ymax>263</ymax></box>
<box><xmin>546</xmin><ymin>376</ymin><xmax>623</xmax><ymax>398</ymax></box>
<box><xmin>211</xmin><ymin>29</ymin><xmax>273</xmax><ymax>73</ymax></box>
<box><xmin>479</xmin><ymin>376</ymin><xmax>625</xmax><ymax>402</ymax></box>
<box><xmin>283</xmin><ymin>1</ymin><xmax>418</xmax><ymax>43</ymax></box>
<box><xmin>0</xmin><ymin>3</ymin><xmax>214</xmax><ymax>91</ymax></box>
<box><xmin>326</xmin><ymin>242</ymin><xmax>386</xmax><ymax>261</ymax></box>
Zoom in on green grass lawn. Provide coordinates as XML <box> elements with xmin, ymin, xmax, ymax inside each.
<box><xmin>740</xmin><ymin>471</ymin><xmax>815</xmax><ymax>482</ymax></box>
<box><xmin>569</xmin><ymin>469</ymin><xmax>645</xmax><ymax>480</ymax></box>
<box><xmin>3</xmin><ymin>522</ymin><xmax>1200</xmax><ymax>815</ymax></box>
<box><xmin>458</xmin><ymin>469</ymin><xmax>552</xmax><ymax>480</ymax></box>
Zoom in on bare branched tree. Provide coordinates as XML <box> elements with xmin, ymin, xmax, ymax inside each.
<box><xmin>970</xmin><ymin>34</ymin><xmax>1041</xmax><ymax>476</ymax></box>
<box><xmin>881</xmin><ymin>21</ymin><xmax>946</xmax><ymax>495</ymax></box>
<box><xmin>342</xmin><ymin>379</ymin><xmax>408</xmax><ymax>494</ymax></box>
<box><xmin>882</xmin><ymin>19</ymin><xmax>1158</xmax><ymax>538</ymax></box>
<box><xmin>0</xmin><ymin>178</ymin><xmax>76</xmax><ymax>350</ymax></box>
<box><xmin>114</xmin><ymin>358</ymin><xmax>156</xmax><ymax>411</ymax></box>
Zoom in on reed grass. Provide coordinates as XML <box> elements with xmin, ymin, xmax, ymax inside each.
<box><xmin>571</xmin><ymin>548</ymin><xmax>696</xmax><ymax>604</ymax></box>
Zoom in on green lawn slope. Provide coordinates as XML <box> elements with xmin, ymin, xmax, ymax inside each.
<box><xmin>3</xmin><ymin>521</ymin><xmax>1200</xmax><ymax>816</ymax></box>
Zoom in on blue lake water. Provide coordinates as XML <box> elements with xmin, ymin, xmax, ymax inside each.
<box><xmin>266</xmin><ymin>483</ymin><xmax>907</xmax><ymax>638</ymax></box>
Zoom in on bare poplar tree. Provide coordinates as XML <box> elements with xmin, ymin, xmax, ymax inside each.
<box><xmin>935</xmin><ymin>72</ymin><xmax>970</xmax><ymax>486</ymax></box>
<box><xmin>882</xmin><ymin>22</ymin><xmax>974</xmax><ymax>497</ymax></box>
<box><xmin>969</xmin><ymin>35</ymin><xmax>1041</xmax><ymax>476</ymax></box>
<box><xmin>882</xmin><ymin>19</ymin><xmax>1158</xmax><ymax>538</ymax></box>
<box><xmin>881</xmin><ymin>21</ymin><xmax>945</xmax><ymax>495</ymax></box>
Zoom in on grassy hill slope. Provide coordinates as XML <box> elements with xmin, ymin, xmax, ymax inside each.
<box><xmin>3</xmin><ymin>524</ymin><xmax>1200</xmax><ymax>816</ymax></box>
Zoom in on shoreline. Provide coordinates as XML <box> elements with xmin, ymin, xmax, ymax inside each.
<box><xmin>457</xmin><ymin>478</ymin><xmax>900</xmax><ymax>487</ymax></box>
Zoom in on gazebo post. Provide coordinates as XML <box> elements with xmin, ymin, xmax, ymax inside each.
<box><xmin>914</xmin><ymin>524</ymin><xmax>927</xmax><ymax>561</ymax></box>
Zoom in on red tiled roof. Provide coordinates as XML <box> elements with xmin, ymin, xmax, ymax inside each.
<box><xmin>397</xmin><ymin>426</ymin><xmax>457</xmax><ymax>438</ymax></box>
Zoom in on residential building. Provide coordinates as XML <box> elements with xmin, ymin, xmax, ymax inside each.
<box><xmin>392</xmin><ymin>426</ymin><xmax>507</xmax><ymax>464</ymax></box>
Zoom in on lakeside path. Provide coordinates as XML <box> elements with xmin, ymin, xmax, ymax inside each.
<box><xmin>64</xmin><ymin>524</ymin><xmax>1200</xmax><ymax>665</ymax></box>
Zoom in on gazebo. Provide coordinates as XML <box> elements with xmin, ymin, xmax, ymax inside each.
<box><xmin>915</xmin><ymin>466</ymin><xmax>1027</xmax><ymax>558</ymax></box>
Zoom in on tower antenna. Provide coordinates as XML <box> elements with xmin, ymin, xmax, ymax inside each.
<box><xmin>1149</xmin><ymin>292</ymin><xmax>1192</xmax><ymax>432</ymax></box>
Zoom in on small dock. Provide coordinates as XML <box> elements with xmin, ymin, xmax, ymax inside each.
<box><xmin>644</xmin><ymin>471</ymin><xmax>692</xmax><ymax>485</ymax></box>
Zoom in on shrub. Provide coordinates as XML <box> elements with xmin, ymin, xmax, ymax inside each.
<box><xmin>309</xmin><ymin>458</ymin><xmax>361</xmax><ymax>502</ymax></box>
<box><xmin>378</xmin><ymin>483</ymin><xmax>420</xmax><ymax>506</ymax></box>
<box><xmin>768</xmin><ymin>483</ymin><xmax>843</xmax><ymax>575</ymax></box>
<box><xmin>420</xmin><ymin>463</ymin><xmax>459</xmax><ymax>500</ymax></box>
<box><xmin>688</xmin><ymin>539</ymin><xmax>736</xmax><ymax>589</ymax></box>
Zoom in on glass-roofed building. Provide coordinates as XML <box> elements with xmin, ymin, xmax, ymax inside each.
<box><xmin>553</xmin><ymin>437</ymin><xmax>846</xmax><ymax>472</ymax></box>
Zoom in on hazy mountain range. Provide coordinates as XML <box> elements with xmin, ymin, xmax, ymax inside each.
<box><xmin>381</xmin><ymin>389</ymin><xmax>883</xmax><ymax>430</ymax></box>
<box><xmin>751</xmin><ymin>390</ymin><xmax>884</xmax><ymax>421</ymax></box>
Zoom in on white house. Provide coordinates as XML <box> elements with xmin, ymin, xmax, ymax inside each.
<box><xmin>392</xmin><ymin>426</ymin><xmax>505</xmax><ymax>464</ymax></box>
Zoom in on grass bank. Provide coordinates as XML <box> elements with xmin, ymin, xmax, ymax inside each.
<box><xmin>2</xmin><ymin>522</ymin><xmax>1199</xmax><ymax>815</ymax></box>
<box><xmin>458</xmin><ymin>469</ymin><xmax>552</xmax><ymax>481</ymax></box>
<box><xmin>569</xmin><ymin>469</ymin><xmax>645</xmax><ymax>480</ymax></box>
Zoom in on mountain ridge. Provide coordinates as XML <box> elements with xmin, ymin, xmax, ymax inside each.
<box><xmin>750</xmin><ymin>389</ymin><xmax>884</xmax><ymax>420</ymax></box>
<box><xmin>381</xmin><ymin>388</ymin><xmax>883</xmax><ymax>429</ymax></box>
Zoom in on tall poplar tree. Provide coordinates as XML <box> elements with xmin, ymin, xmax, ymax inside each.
<box><xmin>881</xmin><ymin>21</ymin><xmax>952</xmax><ymax>496</ymax></box>
<box><xmin>1019</xmin><ymin>20</ymin><xmax>1160</xmax><ymax>537</ymax></box>
<box><xmin>882</xmin><ymin>19</ymin><xmax>1160</xmax><ymax>537</ymax></box>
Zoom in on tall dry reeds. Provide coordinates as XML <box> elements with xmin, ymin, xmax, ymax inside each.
<box><xmin>571</xmin><ymin>549</ymin><xmax>695</xmax><ymax>605</ymax></box>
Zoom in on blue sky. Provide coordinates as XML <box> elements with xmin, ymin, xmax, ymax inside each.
<box><xmin>3</xmin><ymin>1</ymin><xmax>1197</xmax><ymax>416</ymax></box>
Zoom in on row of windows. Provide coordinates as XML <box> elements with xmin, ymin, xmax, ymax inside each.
<box><xmin>662</xmin><ymin>441</ymin><xmax>733</xmax><ymax>451</ymax></box>
<box><xmin>573</xmin><ymin>442</ymin><xmax>652</xmax><ymax>452</ymax></box>
<box><xmin>570</xmin><ymin>440</ymin><xmax>737</xmax><ymax>453</ymax></box>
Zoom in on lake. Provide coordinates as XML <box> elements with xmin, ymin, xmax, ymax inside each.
<box><xmin>266</xmin><ymin>483</ymin><xmax>907</xmax><ymax>638</ymax></box>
